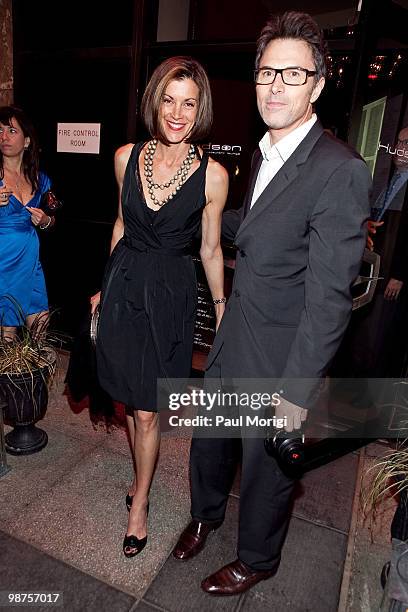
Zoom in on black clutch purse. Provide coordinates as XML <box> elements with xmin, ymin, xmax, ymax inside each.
<box><xmin>40</xmin><ymin>189</ymin><xmax>63</xmax><ymax>215</ymax></box>
<box><xmin>90</xmin><ymin>304</ymin><xmax>100</xmax><ymax>348</ymax></box>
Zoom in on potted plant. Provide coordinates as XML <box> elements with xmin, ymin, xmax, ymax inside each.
<box><xmin>0</xmin><ymin>309</ymin><xmax>57</xmax><ymax>455</ymax></box>
<box><xmin>363</xmin><ymin>440</ymin><xmax>408</xmax><ymax>611</ymax></box>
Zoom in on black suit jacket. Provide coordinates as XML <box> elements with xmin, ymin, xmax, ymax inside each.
<box><xmin>209</xmin><ymin>121</ymin><xmax>372</xmax><ymax>407</ymax></box>
<box><xmin>388</xmin><ymin>182</ymin><xmax>408</xmax><ymax>283</ymax></box>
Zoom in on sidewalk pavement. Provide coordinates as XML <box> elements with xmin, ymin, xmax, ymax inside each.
<box><xmin>0</xmin><ymin>352</ymin><xmax>396</xmax><ymax>611</ymax></box>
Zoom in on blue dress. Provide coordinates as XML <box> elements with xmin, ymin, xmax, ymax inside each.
<box><xmin>0</xmin><ymin>172</ymin><xmax>50</xmax><ymax>326</ymax></box>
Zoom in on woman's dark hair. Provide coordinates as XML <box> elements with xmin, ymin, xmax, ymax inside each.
<box><xmin>0</xmin><ymin>105</ymin><xmax>40</xmax><ymax>192</ymax></box>
<box><xmin>255</xmin><ymin>11</ymin><xmax>328</xmax><ymax>81</ymax></box>
<box><xmin>141</xmin><ymin>56</ymin><xmax>213</xmax><ymax>146</ymax></box>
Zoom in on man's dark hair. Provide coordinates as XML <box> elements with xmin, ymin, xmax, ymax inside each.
<box><xmin>255</xmin><ymin>11</ymin><xmax>328</xmax><ymax>81</ymax></box>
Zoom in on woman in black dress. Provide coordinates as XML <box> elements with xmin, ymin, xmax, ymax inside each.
<box><xmin>92</xmin><ymin>57</ymin><xmax>228</xmax><ymax>557</ymax></box>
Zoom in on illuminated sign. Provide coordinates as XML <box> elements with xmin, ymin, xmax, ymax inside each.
<box><xmin>202</xmin><ymin>144</ymin><xmax>242</xmax><ymax>156</ymax></box>
<box><xmin>378</xmin><ymin>142</ymin><xmax>408</xmax><ymax>159</ymax></box>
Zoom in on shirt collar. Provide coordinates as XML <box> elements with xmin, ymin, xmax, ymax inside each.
<box><xmin>259</xmin><ymin>114</ymin><xmax>317</xmax><ymax>162</ymax></box>
<box><xmin>395</xmin><ymin>169</ymin><xmax>408</xmax><ymax>181</ymax></box>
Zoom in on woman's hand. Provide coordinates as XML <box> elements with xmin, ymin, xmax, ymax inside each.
<box><xmin>90</xmin><ymin>291</ymin><xmax>101</xmax><ymax>314</ymax></box>
<box><xmin>384</xmin><ymin>278</ymin><xmax>403</xmax><ymax>301</ymax></box>
<box><xmin>25</xmin><ymin>206</ymin><xmax>51</xmax><ymax>228</ymax></box>
<box><xmin>366</xmin><ymin>220</ymin><xmax>384</xmax><ymax>251</ymax></box>
<box><xmin>0</xmin><ymin>186</ymin><xmax>12</xmax><ymax>206</ymax></box>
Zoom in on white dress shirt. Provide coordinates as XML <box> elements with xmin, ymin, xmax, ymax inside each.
<box><xmin>250</xmin><ymin>114</ymin><xmax>318</xmax><ymax>208</ymax></box>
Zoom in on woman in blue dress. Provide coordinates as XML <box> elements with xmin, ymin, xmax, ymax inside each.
<box><xmin>0</xmin><ymin>106</ymin><xmax>54</xmax><ymax>338</ymax></box>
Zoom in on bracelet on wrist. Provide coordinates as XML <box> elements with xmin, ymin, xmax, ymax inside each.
<box><xmin>213</xmin><ymin>297</ymin><xmax>227</xmax><ymax>305</ymax></box>
<box><xmin>39</xmin><ymin>216</ymin><xmax>52</xmax><ymax>230</ymax></box>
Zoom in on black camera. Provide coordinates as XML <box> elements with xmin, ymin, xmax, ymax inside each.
<box><xmin>264</xmin><ymin>429</ymin><xmax>305</xmax><ymax>476</ymax></box>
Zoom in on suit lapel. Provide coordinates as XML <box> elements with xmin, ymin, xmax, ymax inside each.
<box><xmin>242</xmin><ymin>149</ymin><xmax>262</xmax><ymax>218</ymax></box>
<box><xmin>236</xmin><ymin>121</ymin><xmax>324</xmax><ymax>238</ymax></box>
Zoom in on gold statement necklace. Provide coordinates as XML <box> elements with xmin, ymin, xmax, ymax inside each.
<box><xmin>143</xmin><ymin>139</ymin><xmax>196</xmax><ymax>207</ymax></box>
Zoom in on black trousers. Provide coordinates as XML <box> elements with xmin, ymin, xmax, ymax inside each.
<box><xmin>189</xmin><ymin>359</ymin><xmax>295</xmax><ymax>571</ymax></box>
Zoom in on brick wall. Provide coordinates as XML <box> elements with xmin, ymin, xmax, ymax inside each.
<box><xmin>0</xmin><ymin>0</ymin><xmax>13</xmax><ymax>105</ymax></box>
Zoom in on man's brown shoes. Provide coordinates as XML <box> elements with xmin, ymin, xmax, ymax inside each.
<box><xmin>172</xmin><ymin>519</ymin><xmax>223</xmax><ymax>560</ymax></box>
<box><xmin>173</xmin><ymin>522</ymin><xmax>276</xmax><ymax>595</ymax></box>
<box><xmin>201</xmin><ymin>559</ymin><xmax>276</xmax><ymax>596</ymax></box>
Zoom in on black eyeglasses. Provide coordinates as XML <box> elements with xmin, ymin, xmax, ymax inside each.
<box><xmin>254</xmin><ymin>66</ymin><xmax>317</xmax><ymax>86</ymax></box>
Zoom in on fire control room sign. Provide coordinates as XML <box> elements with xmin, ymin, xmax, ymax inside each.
<box><xmin>57</xmin><ymin>122</ymin><xmax>101</xmax><ymax>154</ymax></box>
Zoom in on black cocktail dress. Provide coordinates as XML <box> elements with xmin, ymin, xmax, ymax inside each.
<box><xmin>96</xmin><ymin>143</ymin><xmax>208</xmax><ymax>411</ymax></box>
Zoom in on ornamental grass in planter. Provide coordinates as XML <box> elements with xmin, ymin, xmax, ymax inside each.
<box><xmin>0</xmin><ymin>308</ymin><xmax>58</xmax><ymax>455</ymax></box>
<box><xmin>363</xmin><ymin>444</ymin><xmax>408</xmax><ymax>514</ymax></box>
<box><xmin>363</xmin><ymin>440</ymin><xmax>408</xmax><ymax>611</ymax></box>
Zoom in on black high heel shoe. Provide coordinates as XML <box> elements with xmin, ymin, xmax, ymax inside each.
<box><xmin>123</xmin><ymin>534</ymin><xmax>147</xmax><ymax>558</ymax></box>
<box><xmin>125</xmin><ymin>494</ymin><xmax>133</xmax><ymax>512</ymax></box>
<box><xmin>123</xmin><ymin>502</ymin><xmax>149</xmax><ymax>558</ymax></box>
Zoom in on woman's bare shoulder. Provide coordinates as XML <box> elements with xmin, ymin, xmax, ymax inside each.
<box><xmin>206</xmin><ymin>155</ymin><xmax>229</xmax><ymax>187</ymax></box>
<box><xmin>115</xmin><ymin>143</ymin><xmax>135</xmax><ymax>164</ymax></box>
<box><xmin>114</xmin><ymin>143</ymin><xmax>136</xmax><ymax>178</ymax></box>
<box><xmin>113</xmin><ymin>143</ymin><xmax>136</xmax><ymax>182</ymax></box>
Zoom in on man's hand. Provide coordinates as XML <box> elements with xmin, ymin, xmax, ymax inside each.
<box><xmin>366</xmin><ymin>220</ymin><xmax>384</xmax><ymax>251</ymax></box>
<box><xmin>275</xmin><ymin>396</ymin><xmax>308</xmax><ymax>432</ymax></box>
<box><xmin>384</xmin><ymin>278</ymin><xmax>403</xmax><ymax>301</ymax></box>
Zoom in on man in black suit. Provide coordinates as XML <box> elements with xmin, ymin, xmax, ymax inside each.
<box><xmin>363</xmin><ymin>125</ymin><xmax>408</xmax><ymax>376</ymax></box>
<box><xmin>371</xmin><ymin>126</ymin><xmax>408</xmax><ymax>301</ymax></box>
<box><xmin>173</xmin><ymin>11</ymin><xmax>372</xmax><ymax>595</ymax></box>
